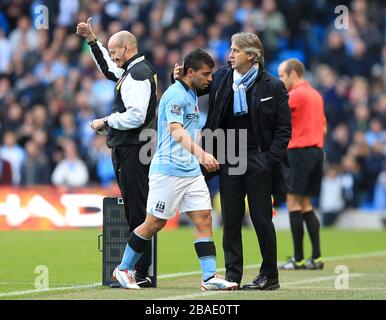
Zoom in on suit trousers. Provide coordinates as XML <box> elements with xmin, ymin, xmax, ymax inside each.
<box><xmin>220</xmin><ymin>150</ymin><xmax>278</xmax><ymax>282</ymax></box>
<box><xmin>111</xmin><ymin>144</ymin><xmax>151</xmax><ymax>275</ymax></box>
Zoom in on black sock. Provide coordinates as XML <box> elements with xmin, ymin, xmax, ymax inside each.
<box><xmin>128</xmin><ymin>231</ymin><xmax>151</xmax><ymax>254</ymax></box>
<box><xmin>303</xmin><ymin>210</ymin><xmax>321</xmax><ymax>259</ymax></box>
<box><xmin>289</xmin><ymin>210</ymin><xmax>304</xmax><ymax>261</ymax></box>
<box><xmin>194</xmin><ymin>239</ymin><xmax>216</xmax><ymax>258</ymax></box>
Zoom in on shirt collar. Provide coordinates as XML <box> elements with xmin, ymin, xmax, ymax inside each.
<box><xmin>177</xmin><ymin>79</ymin><xmax>191</xmax><ymax>92</ymax></box>
<box><xmin>291</xmin><ymin>80</ymin><xmax>308</xmax><ymax>91</ymax></box>
<box><xmin>122</xmin><ymin>53</ymin><xmax>143</xmax><ymax>70</ymax></box>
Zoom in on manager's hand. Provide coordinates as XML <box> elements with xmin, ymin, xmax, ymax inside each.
<box><xmin>173</xmin><ymin>63</ymin><xmax>183</xmax><ymax>80</ymax></box>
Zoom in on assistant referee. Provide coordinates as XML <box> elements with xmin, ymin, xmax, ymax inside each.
<box><xmin>278</xmin><ymin>59</ymin><xmax>326</xmax><ymax>270</ymax></box>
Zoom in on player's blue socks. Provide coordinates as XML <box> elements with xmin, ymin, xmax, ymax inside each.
<box><xmin>119</xmin><ymin>231</ymin><xmax>150</xmax><ymax>271</ymax></box>
<box><xmin>194</xmin><ymin>237</ymin><xmax>216</xmax><ymax>281</ymax></box>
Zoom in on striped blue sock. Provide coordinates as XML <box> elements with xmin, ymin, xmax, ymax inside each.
<box><xmin>194</xmin><ymin>237</ymin><xmax>216</xmax><ymax>281</ymax></box>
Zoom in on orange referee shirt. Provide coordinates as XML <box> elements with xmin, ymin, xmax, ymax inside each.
<box><xmin>288</xmin><ymin>81</ymin><xmax>326</xmax><ymax>149</ymax></box>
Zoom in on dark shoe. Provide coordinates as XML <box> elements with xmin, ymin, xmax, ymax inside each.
<box><xmin>279</xmin><ymin>257</ymin><xmax>306</xmax><ymax>270</ymax></box>
<box><xmin>109</xmin><ymin>280</ymin><xmax>122</xmax><ymax>288</ymax></box>
<box><xmin>225</xmin><ymin>276</ymin><xmax>240</xmax><ymax>290</ymax></box>
<box><xmin>135</xmin><ymin>273</ymin><xmax>152</xmax><ymax>288</ymax></box>
<box><xmin>305</xmin><ymin>257</ymin><xmax>324</xmax><ymax>270</ymax></box>
<box><xmin>242</xmin><ymin>274</ymin><xmax>280</xmax><ymax>291</ymax></box>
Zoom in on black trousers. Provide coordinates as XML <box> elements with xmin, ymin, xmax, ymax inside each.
<box><xmin>111</xmin><ymin>144</ymin><xmax>151</xmax><ymax>275</ymax></box>
<box><xmin>220</xmin><ymin>150</ymin><xmax>278</xmax><ymax>282</ymax></box>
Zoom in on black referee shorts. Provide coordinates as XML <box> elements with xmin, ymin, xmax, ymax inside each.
<box><xmin>287</xmin><ymin>147</ymin><xmax>324</xmax><ymax>197</ymax></box>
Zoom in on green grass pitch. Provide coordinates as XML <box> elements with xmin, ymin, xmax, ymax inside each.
<box><xmin>0</xmin><ymin>227</ymin><xmax>386</xmax><ymax>300</ymax></box>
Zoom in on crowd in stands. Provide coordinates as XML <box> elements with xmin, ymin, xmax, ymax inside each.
<box><xmin>0</xmin><ymin>0</ymin><xmax>385</xmax><ymax>213</ymax></box>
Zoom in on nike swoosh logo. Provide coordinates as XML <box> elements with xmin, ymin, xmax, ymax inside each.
<box><xmin>261</xmin><ymin>96</ymin><xmax>273</xmax><ymax>102</ymax></box>
<box><xmin>136</xmin><ymin>277</ymin><xmax>152</xmax><ymax>286</ymax></box>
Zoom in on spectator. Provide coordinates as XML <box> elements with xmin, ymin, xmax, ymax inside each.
<box><xmin>8</xmin><ymin>15</ymin><xmax>39</xmax><ymax>54</ymax></box>
<box><xmin>51</xmin><ymin>139</ymin><xmax>89</xmax><ymax>188</ymax></box>
<box><xmin>57</xmin><ymin>0</ymin><xmax>79</xmax><ymax>27</ymax></box>
<box><xmin>53</xmin><ymin>111</ymin><xmax>80</xmax><ymax>146</ymax></box>
<box><xmin>88</xmin><ymin>72</ymin><xmax>115</xmax><ymax>117</ymax></box>
<box><xmin>20</xmin><ymin>139</ymin><xmax>50</xmax><ymax>185</ymax></box>
<box><xmin>96</xmin><ymin>143</ymin><xmax>116</xmax><ymax>188</ymax></box>
<box><xmin>326</xmin><ymin>122</ymin><xmax>350</xmax><ymax>165</ymax></box>
<box><xmin>0</xmin><ymin>28</ymin><xmax>11</xmax><ymax>73</ymax></box>
<box><xmin>374</xmin><ymin>165</ymin><xmax>386</xmax><ymax>210</ymax></box>
<box><xmin>363</xmin><ymin>141</ymin><xmax>386</xmax><ymax>203</ymax></box>
<box><xmin>0</xmin><ymin>157</ymin><xmax>12</xmax><ymax>185</ymax></box>
<box><xmin>373</xmin><ymin>94</ymin><xmax>386</xmax><ymax>127</ymax></box>
<box><xmin>340</xmin><ymin>154</ymin><xmax>362</xmax><ymax>208</ymax></box>
<box><xmin>1</xmin><ymin>102</ymin><xmax>24</xmax><ymax>134</ymax></box>
<box><xmin>33</xmin><ymin>49</ymin><xmax>68</xmax><ymax>86</ymax></box>
<box><xmin>0</xmin><ymin>130</ymin><xmax>25</xmax><ymax>185</ymax></box>
<box><xmin>364</xmin><ymin>118</ymin><xmax>386</xmax><ymax>147</ymax></box>
<box><xmin>319</xmin><ymin>165</ymin><xmax>345</xmax><ymax>226</ymax></box>
<box><xmin>319</xmin><ymin>31</ymin><xmax>349</xmax><ymax>76</ymax></box>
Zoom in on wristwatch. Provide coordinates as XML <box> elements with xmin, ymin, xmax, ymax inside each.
<box><xmin>87</xmin><ymin>38</ymin><xmax>98</xmax><ymax>46</ymax></box>
<box><xmin>103</xmin><ymin>117</ymin><xmax>109</xmax><ymax>127</ymax></box>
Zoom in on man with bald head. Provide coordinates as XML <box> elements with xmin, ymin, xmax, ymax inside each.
<box><xmin>77</xmin><ymin>18</ymin><xmax>157</xmax><ymax>287</ymax></box>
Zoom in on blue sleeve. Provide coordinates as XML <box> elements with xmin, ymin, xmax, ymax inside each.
<box><xmin>164</xmin><ymin>91</ymin><xmax>185</xmax><ymax>125</ymax></box>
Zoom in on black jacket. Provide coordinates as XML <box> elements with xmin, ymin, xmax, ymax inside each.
<box><xmin>203</xmin><ymin>64</ymin><xmax>291</xmax><ymax>167</ymax></box>
<box><xmin>89</xmin><ymin>43</ymin><xmax>157</xmax><ymax>148</ymax></box>
<box><xmin>201</xmin><ymin>64</ymin><xmax>292</xmax><ymax>202</ymax></box>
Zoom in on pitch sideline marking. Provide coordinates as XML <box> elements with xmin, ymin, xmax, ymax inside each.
<box><xmin>0</xmin><ymin>283</ymin><xmax>101</xmax><ymax>298</ymax></box>
<box><xmin>0</xmin><ymin>250</ymin><xmax>385</xmax><ymax>298</ymax></box>
<box><xmin>156</xmin><ymin>273</ymin><xmax>364</xmax><ymax>300</ymax></box>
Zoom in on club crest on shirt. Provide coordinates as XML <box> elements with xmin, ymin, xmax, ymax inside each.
<box><xmin>170</xmin><ymin>104</ymin><xmax>182</xmax><ymax>115</ymax></box>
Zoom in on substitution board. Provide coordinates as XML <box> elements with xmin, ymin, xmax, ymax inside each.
<box><xmin>99</xmin><ymin>197</ymin><xmax>157</xmax><ymax>287</ymax></box>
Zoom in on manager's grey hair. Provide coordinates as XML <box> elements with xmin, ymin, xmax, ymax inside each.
<box><xmin>231</xmin><ymin>32</ymin><xmax>264</xmax><ymax>65</ymax></box>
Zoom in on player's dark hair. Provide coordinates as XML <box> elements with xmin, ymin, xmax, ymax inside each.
<box><xmin>183</xmin><ymin>48</ymin><xmax>215</xmax><ymax>75</ymax></box>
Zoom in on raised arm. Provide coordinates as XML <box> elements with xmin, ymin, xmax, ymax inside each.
<box><xmin>76</xmin><ymin>17</ymin><xmax>124</xmax><ymax>82</ymax></box>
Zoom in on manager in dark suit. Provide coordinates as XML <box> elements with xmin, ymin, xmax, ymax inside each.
<box><xmin>175</xmin><ymin>32</ymin><xmax>291</xmax><ymax>290</ymax></box>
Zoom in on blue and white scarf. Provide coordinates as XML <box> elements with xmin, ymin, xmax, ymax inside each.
<box><xmin>232</xmin><ymin>65</ymin><xmax>258</xmax><ymax>116</ymax></box>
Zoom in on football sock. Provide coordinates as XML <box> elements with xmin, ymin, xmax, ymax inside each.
<box><xmin>289</xmin><ymin>210</ymin><xmax>304</xmax><ymax>261</ymax></box>
<box><xmin>194</xmin><ymin>237</ymin><xmax>216</xmax><ymax>281</ymax></box>
<box><xmin>119</xmin><ymin>231</ymin><xmax>150</xmax><ymax>271</ymax></box>
<box><xmin>303</xmin><ymin>210</ymin><xmax>321</xmax><ymax>259</ymax></box>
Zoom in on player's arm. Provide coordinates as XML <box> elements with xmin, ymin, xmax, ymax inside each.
<box><xmin>169</xmin><ymin>122</ymin><xmax>219</xmax><ymax>172</ymax></box>
<box><xmin>76</xmin><ymin>17</ymin><xmax>124</xmax><ymax>82</ymax></box>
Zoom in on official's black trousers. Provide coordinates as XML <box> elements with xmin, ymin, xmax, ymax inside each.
<box><xmin>112</xmin><ymin>144</ymin><xmax>151</xmax><ymax>275</ymax></box>
<box><xmin>220</xmin><ymin>150</ymin><xmax>278</xmax><ymax>282</ymax></box>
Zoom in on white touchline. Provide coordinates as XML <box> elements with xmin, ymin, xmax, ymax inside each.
<box><xmin>0</xmin><ymin>283</ymin><xmax>100</xmax><ymax>298</ymax></box>
<box><xmin>0</xmin><ymin>250</ymin><xmax>385</xmax><ymax>298</ymax></box>
<box><xmin>158</xmin><ymin>250</ymin><xmax>386</xmax><ymax>279</ymax></box>
<box><xmin>156</xmin><ymin>274</ymin><xmax>364</xmax><ymax>300</ymax></box>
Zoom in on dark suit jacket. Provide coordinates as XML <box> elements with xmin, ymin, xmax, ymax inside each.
<box><xmin>200</xmin><ymin>64</ymin><xmax>292</xmax><ymax>203</ymax></box>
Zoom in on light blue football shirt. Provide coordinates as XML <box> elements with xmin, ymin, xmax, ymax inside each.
<box><xmin>149</xmin><ymin>80</ymin><xmax>201</xmax><ymax>177</ymax></box>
